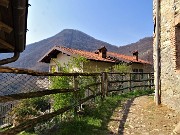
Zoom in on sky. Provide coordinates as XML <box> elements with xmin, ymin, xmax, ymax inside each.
<box><xmin>26</xmin><ymin>0</ymin><xmax>153</xmax><ymax>46</ymax></box>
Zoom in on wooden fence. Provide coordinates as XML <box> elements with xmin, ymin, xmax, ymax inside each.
<box><xmin>0</xmin><ymin>66</ymin><xmax>154</xmax><ymax>135</ymax></box>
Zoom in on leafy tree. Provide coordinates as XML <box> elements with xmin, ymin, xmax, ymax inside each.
<box><xmin>112</xmin><ymin>63</ymin><xmax>131</xmax><ymax>73</ymax></box>
<box><xmin>50</xmin><ymin>56</ymin><xmax>89</xmax><ymax>111</ymax></box>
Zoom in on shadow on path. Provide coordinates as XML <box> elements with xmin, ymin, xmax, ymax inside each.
<box><xmin>118</xmin><ymin>98</ymin><xmax>135</xmax><ymax>135</ymax></box>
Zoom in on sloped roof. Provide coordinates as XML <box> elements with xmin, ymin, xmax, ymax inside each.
<box><xmin>107</xmin><ymin>52</ymin><xmax>150</xmax><ymax>64</ymax></box>
<box><xmin>39</xmin><ymin>46</ymin><xmax>151</xmax><ymax>65</ymax></box>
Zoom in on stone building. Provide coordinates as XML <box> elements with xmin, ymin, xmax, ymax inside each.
<box><xmin>153</xmin><ymin>0</ymin><xmax>180</xmax><ymax>111</ymax></box>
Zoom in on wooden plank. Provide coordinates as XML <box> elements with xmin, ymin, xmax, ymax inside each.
<box><xmin>0</xmin><ymin>38</ymin><xmax>14</xmax><ymax>51</ymax></box>
<box><xmin>1</xmin><ymin>105</ymin><xmax>73</xmax><ymax>135</ymax></box>
<box><xmin>108</xmin><ymin>72</ymin><xmax>128</xmax><ymax>75</ymax></box>
<box><xmin>79</xmin><ymin>92</ymin><xmax>101</xmax><ymax>104</ymax></box>
<box><xmin>0</xmin><ymin>0</ymin><xmax>9</xmax><ymax>8</ymax></box>
<box><xmin>101</xmin><ymin>72</ymin><xmax>105</xmax><ymax>99</ymax></box>
<box><xmin>108</xmin><ymin>87</ymin><xmax>130</xmax><ymax>92</ymax></box>
<box><xmin>0</xmin><ymin>88</ymin><xmax>75</xmax><ymax>103</ymax></box>
<box><xmin>109</xmin><ymin>80</ymin><xmax>129</xmax><ymax>84</ymax></box>
<box><xmin>83</xmin><ymin>82</ymin><xmax>101</xmax><ymax>88</ymax></box>
<box><xmin>73</xmin><ymin>76</ymin><xmax>78</xmax><ymax>115</ymax></box>
<box><xmin>1</xmin><ymin>92</ymin><xmax>102</xmax><ymax>135</ymax></box>
<box><xmin>130</xmin><ymin>79</ymin><xmax>152</xmax><ymax>82</ymax></box>
<box><xmin>0</xmin><ymin>66</ymin><xmax>101</xmax><ymax>76</ymax></box>
<box><xmin>0</xmin><ymin>21</ymin><xmax>13</xmax><ymax>33</ymax></box>
<box><xmin>129</xmin><ymin>73</ymin><xmax>132</xmax><ymax>91</ymax></box>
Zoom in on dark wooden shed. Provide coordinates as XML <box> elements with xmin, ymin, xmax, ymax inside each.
<box><xmin>0</xmin><ymin>0</ymin><xmax>29</xmax><ymax>64</ymax></box>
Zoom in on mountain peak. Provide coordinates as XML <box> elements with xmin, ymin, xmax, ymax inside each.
<box><xmin>54</xmin><ymin>29</ymin><xmax>95</xmax><ymax>41</ymax></box>
<box><xmin>7</xmin><ymin>29</ymin><xmax>152</xmax><ymax>71</ymax></box>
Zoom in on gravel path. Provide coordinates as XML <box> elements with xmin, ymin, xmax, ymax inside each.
<box><xmin>107</xmin><ymin>96</ymin><xmax>180</xmax><ymax>135</ymax></box>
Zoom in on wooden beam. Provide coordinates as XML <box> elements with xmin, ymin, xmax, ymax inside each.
<box><xmin>0</xmin><ymin>88</ymin><xmax>75</xmax><ymax>103</ymax></box>
<box><xmin>0</xmin><ymin>38</ymin><xmax>14</xmax><ymax>51</ymax></box>
<box><xmin>0</xmin><ymin>21</ymin><xmax>13</xmax><ymax>33</ymax></box>
<box><xmin>1</xmin><ymin>105</ymin><xmax>73</xmax><ymax>135</ymax></box>
<box><xmin>0</xmin><ymin>0</ymin><xmax>9</xmax><ymax>8</ymax></box>
<box><xmin>0</xmin><ymin>66</ymin><xmax>101</xmax><ymax>76</ymax></box>
<box><xmin>0</xmin><ymin>92</ymin><xmax>101</xmax><ymax>134</ymax></box>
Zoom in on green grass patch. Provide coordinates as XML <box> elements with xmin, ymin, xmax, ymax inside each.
<box><xmin>14</xmin><ymin>89</ymin><xmax>154</xmax><ymax>135</ymax></box>
<box><xmin>52</xmin><ymin>89</ymin><xmax>154</xmax><ymax>135</ymax></box>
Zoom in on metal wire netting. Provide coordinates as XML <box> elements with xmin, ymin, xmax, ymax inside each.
<box><xmin>0</xmin><ymin>73</ymin><xmax>50</xmax><ymax>96</ymax></box>
<box><xmin>0</xmin><ymin>72</ymin><xmax>102</xmax><ymax>128</ymax></box>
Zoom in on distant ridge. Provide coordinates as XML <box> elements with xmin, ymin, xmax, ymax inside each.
<box><xmin>118</xmin><ymin>37</ymin><xmax>153</xmax><ymax>63</ymax></box>
<box><xmin>2</xmin><ymin>29</ymin><xmax>152</xmax><ymax>71</ymax></box>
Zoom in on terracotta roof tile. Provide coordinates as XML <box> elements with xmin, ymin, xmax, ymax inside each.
<box><xmin>58</xmin><ymin>46</ymin><xmax>151</xmax><ymax>64</ymax></box>
<box><xmin>107</xmin><ymin>52</ymin><xmax>151</xmax><ymax>64</ymax></box>
<box><xmin>39</xmin><ymin>46</ymin><xmax>151</xmax><ymax>65</ymax></box>
<box><xmin>58</xmin><ymin>46</ymin><xmax>115</xmax><ymax>63</ymax></box>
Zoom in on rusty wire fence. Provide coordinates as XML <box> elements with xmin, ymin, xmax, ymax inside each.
<box><xmin>0</xmin><ymin>66</ymin><xmax>154</xmax><ymax>134</ymax></box>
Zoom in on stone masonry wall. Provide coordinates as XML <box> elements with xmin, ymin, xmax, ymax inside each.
<box><xmin>153</xmin><ymin>0</ymin><xmax>180</xmax><ymax>111</ymax></box>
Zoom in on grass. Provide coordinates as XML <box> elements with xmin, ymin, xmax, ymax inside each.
<box><xmin>18</xmin><ymin>132</ymin><xmax>37</xmax><ymax>135</ymax></box>
<box><xmin>17</xmin><ymin>89</ymin><xmax>154</xmax><ymax>135</ymax></box>
<box><xmin>0</xmin><ymin>125</ymin><xmax>12</xmax><ymax>132</ymax></box>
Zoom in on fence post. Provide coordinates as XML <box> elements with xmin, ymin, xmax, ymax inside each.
<box><xmin>129</xmin><ymin>73</ymin><xmax>132</xmax><ymax>91</ymax></box>
<box><xmin>93</xmin><ymin>76</ymin><xmax>97</xmax><ymax>102</ymax></box>
<box><xmin>148</xmin><ymin>73</ymin><xmax>151</xmax><ymax>90</ymax></box>
<box><xmin>104</xmin><ymin>72</ymin><xmax>108</xmax><ymax>96</ymax></box>
<box><xmin>101</xmin><ymin>72</ymin><xmax>105</xmax><ymax>100</ymax></box>
<box><xmin>73</xmin><ymin>75</ymin><xmax>78</xmax><ymax>116</ymax></box>
<box><xmin>101</xmin><ymin>72</ymin><xmax>108</xmax><ymax>99</ymax></box>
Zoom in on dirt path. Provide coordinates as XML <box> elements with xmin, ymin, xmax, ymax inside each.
<box><xmin>107</xmin><ymin>96</ymin><xmax>180</xmax><ymax>135</ymax></box>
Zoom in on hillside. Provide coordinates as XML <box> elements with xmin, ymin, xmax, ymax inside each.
<box><xmin>118</xmin><ymin>37</ymin><xmax>153</xmax><ymax>63</ymax></box>
<box><xmin>1</xmin><ymin>29</ymin><xmax>153</xmax><ymax>71</ymax></box>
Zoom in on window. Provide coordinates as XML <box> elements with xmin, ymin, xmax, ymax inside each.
<box><xmin>133</xmin><ymin>69</ymin><xmax>138</xmax><ymax>73</ymax></box>
<box><xmin>132</xmin><ymin>69</ymin><xmax>138</xmax><ymax>80</ymax></box>
<box><xmin>132</xmin><ymin>69</ymin><xmax>144</xmax><ymax>80</ymax></box>
<box><xmin>139</xmin><ymin>69</ymin><xmax>143</xmax><ymax>73</ymax></box>
<box><xmin>50</xmin><ymin>65</ymin><xmax>56</xmax><ymax>73</ymax></box>
<box><xmin>57</xmin><ymin>66</ymin><xmax>61</xmax><ymax>72</ymax></box>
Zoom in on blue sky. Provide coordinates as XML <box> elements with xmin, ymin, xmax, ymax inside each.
<box><xmin>27</xmin><ymin>0</ymin><xmax>153</xmax><ymax>46</ymax></box>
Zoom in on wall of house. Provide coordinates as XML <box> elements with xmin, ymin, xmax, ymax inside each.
<box><xmin>49</xmin><ymin>53</ymin><xmax>153</xmax><ymax>74</ymax></box>
<box><xmin>84</xmin><ymin>61</ymin><xmax>153</xmax><ymax>73</ymax></box>
<box><xmin>49</xmin><ymin>53</ymin><xmax>71</xmax><ymax>72</ymax></box>
<box><xmin>49</xmin><ymin>53</ymin><xmax>113</xmax><ymax>72</ymax></box>
<box><xmin>83</xmin><ymin>61</ymin><xmax>114</xmax><ymax>72</ymax></box>
<box><xmin>131</xmin><ymin>63</ymin><xmax>153</xmax><ymax>73</ymax></box>
<box><xmin>153</xmin><ymin>0</ymin><xmax>180</xmax><ymax>111</ymax></box>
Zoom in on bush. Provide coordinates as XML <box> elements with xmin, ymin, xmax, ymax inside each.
<box><xmin>10</xmin><ymin>97</ymin><xmax>50</xmax><ymax>127</ymax></box>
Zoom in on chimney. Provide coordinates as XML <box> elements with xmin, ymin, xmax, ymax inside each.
<box><xmin>98</xmin><ymin>46</ymin><xmax>107</xmax><ymax>58</ymax></box>
<box><xmin>133</xmin><ymin>50</ymin><xmax>138</xmax><ymax>61</ymax></box>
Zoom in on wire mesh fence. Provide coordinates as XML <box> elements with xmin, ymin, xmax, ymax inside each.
<box><xmin>0</xmin><ymin>66</ymin><xmax>154</xmax><ymax>134</ymax></box>
<box><xmin>0</xmin><ymin>70</ymin><xmax>102</xmax><ymax>129</ymax></box>
<box><xmin>0</xmin><ymin>74</ymin><xmax>49</xmax><ymax>96</ymax></box>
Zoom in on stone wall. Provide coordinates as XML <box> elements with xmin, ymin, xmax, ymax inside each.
<box><xmin>153</xmin><ymin>0</ymin><xmax>180</xmax><ymax>111</ymax></box>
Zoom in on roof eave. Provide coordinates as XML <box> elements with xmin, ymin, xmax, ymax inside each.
<box><xmin>0</xmin><ymin>0</ymin><xmax>28</xmax><ymax>53</ymax></box>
